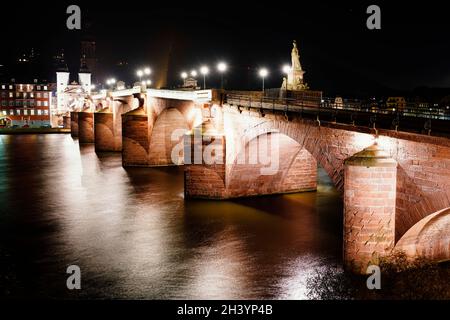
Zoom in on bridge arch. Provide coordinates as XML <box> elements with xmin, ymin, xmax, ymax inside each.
<box><xmin>226</xmin><ymin>130</ymin><xmax>318</xmax><ymax>198</ymax></box>
<box><xmin>147</xmin><ymin>98</ymin><xmax>202</xmax><ymax>166</ymax></box>
<box><xmin>395</xmin><ymin>207</ymin><xmax>450</xmax><ymax>262</ymax></box>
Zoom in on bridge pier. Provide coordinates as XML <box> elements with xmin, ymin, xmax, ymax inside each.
<box><xmin>63</xmin><ymin>115</ymin><xmax>71</xmax><ymax>129</ymax></box>
<box><xmin>78</xmin><ymin>111</ymin><xmax>95</xmax><ymax>143</ymax></box>
<box><xmin>94</xmin><ymin>111</ymin><xmax>116</xmax><ymax>152</ymax></box>
<box><xmin>343</xmin><ymin>143</ymin><xmax>397</xmax><ymax>274</ymax></box>
<box><xmin>184</xmin><ymin>121</ymin><xmax>227</xmax><ymax>199</ymax></box>
<box><xmin>122</xmin><ymin>107</ymin><xmax>149</xmax><ymax>166</ymax></box>
<box><xmin>70</xmin><ymin>111</ymin><xmax>79</xmax><ymax>137</ymax></box>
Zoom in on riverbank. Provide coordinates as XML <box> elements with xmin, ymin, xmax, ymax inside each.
<box><xmin>0</xmin><ymin>128</ymin><xmax>70</xmax><ymax>135</ymax></box>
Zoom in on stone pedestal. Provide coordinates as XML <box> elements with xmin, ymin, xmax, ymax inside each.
<box><xmin>70</xmin><ymin>112</ymin><xmax>79</xmax><ymax>137</ymax></box>
<box><xmin>343</xmin><ymin>143</ymin><xmax>397</xmax><ymax>274</ymax></box>
<box><xmin>122</xmin><ymin>107</ymin><xmax>149</xmax><ymax>167</ymax></box>
<box><xmin>78</xmin><ymin>112</ymin><xmax>94</xmax><ymax>144</ymax></box>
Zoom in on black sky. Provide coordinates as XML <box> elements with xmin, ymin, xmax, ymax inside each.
<box><xmin>1</xmin><ymin>0</ymin><xmax>450</xmax><ymax>97</ymax></box>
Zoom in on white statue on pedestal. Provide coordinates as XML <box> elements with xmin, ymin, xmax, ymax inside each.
<box><xmin>282</xmin><ymin>40</ymin><xmax>309</xmax><ymax>91</ymax></box>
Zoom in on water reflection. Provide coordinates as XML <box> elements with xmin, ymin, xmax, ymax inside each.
<box><xmin>0</xmin><ymin>134</ymin><xmax>342</xmax><ymax>299</ymax></box>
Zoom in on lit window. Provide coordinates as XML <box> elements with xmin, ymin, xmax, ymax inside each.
<box><xmin>23</xmin><ymin>109</ymin><xmax>28</xmax><ymax>115</ymax></box>
<box><xmin>9</xmin><ymin>85</ymin><xmax>12</xmax><ymax>89</ymax></box>
<box><xmin>37</xmin><ymin>110</ymin><xmax>42</xmax><ymax>115</ymax></box>
<box><xmin>16</xmin><ymin>92</ymin><xmax>21</xmax><ymax>99</ymax></box>
<box><xmin>43</xmin><ymin>86</ymin><xmax>48</xmax><ymax>90</ymax></box>
<box><xmin>44</xmin><ymin>110</ymin><xmax>49</xmax><ymax>115</ymax></box>
<box><xmin>9</xmin><ymin>92</ymin><xmax>13</xmax><ymax>98</ymax></box>
<box><xmin>30</xmin><ymin>93</ymin><xmax>34</xmax><ymax>98</ymax></box>
<box><xmin>37</xmin><ymin>86</ymin><xmax>41</xmax><ymax>90</ymax></box>
<box><xmin>1</xmin><ymin>85</ymin><xmax>5</xmax><ymax>89</ymax></box>
<box><xmin>43</xmin><ymin>101</ymin><xmax>48</xmax><ymax>106</ymax></box>
<box><xmin>30</xmin><ymin>109</ymin><xmax>35</xmax><ymax>115</ymax></box>
<box><xmin>9</xmin><ymin>109</ymin><xmax>13</xmax><ymax>115</ymax></box>
<box><xmin>43</xmin><ymin>93</ymin><xmax>48</xmax><ymax>98</ymax></box>
<box><xmin>16</xmin><ymin>110</ymin><xmax>21</xmax><ymax>115</ymax></box>
<box><xmin>23</xmin><ymin>93</ymin><xmax>27</xmax><ymax>99</ymax></box>
<box><xmin>36</xmin><ymin>92</ymin><xmax>41</xmax><ymax>98</ymax></box>
<box><xmin>2</xmin><ymin>110</ymin><xmax>6</xmax><ymax>115</ymax></box>
<box><xmin>37</xmin><ymin>101</ymin><xmax>41</xmax><ymax>106</ymax></box>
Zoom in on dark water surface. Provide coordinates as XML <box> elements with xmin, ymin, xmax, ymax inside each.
<box><xmin>0</xmin><ymin>134</ymin><xmax>343</xmax><ymax>299</ymax></box>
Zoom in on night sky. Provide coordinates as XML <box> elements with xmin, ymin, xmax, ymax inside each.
<box><xmin>1</xmin><ymin>0</ymin><xmax>450</xmax><ymax>97</ymax></box>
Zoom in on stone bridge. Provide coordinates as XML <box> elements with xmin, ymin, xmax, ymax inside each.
<box><xmin>69</xmin><ymin>89</ymin><xmax>450</xmax><ymax>273</ymax></box>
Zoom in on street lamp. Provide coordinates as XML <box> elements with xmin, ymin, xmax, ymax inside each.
<box><xmin>282</xmin><ymin>64</ymin><xmax>290</xmax><ymax>92</ymax></box>
<box><xmin>217</xmin><ymin>62</ymin><xmax>227</xmax><ymax>89</ymax></box>
<box><xmin>181</xmin><ymin>72</ymin><xmax>188</xmax><ymax>79</ymax></box>
<box><xmin>145</xmin><ymin>80</ymin><xmax>152</xmax><ymax>86</ymax></box>
<box><xmin>136</xmin><ymin>70</ymin><xmax>144</xmax><ymax>82</ymax></box>
<box><xmin>191</xmin><ymin>70</ymin><xmax>197</xmax><ymax>77</ymax></box>
<box><xmin>144</xmin><ymin>67</ymin><xmax>151</xmax><ymax>75</ymax></box>
<box><xmin>106</xmin><ymin>78</ymin><xmax>116</xmax><ymax>89</ymax></box>
<box><xmin>259</xmin><ymin>68</ymin><xmax>268</xmax><ymax>92</ymax></box>
<box><xmin>200</xmin><ymin>66</ymin><xmax>209</xmax><ymax>89</ymax></box>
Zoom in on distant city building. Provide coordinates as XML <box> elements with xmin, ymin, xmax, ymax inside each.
<box><xmin>387</xmin><ymin>97</ymin><xmax>406</xmax><ymax>111</ymax></box>
<box><xmin>181</xmin><ymin>77</ymin><xmax>200</xmax><ymax>90</ymax></box>
<box><xmin>81</xmin><ymin>40</ymin><xmax>97</xmax><ymax>82</ymax></box>
<box><xmin>0</xmin><ymin>81</ymin><xmax>53</xmax><ymax>128</ymax></box>
<box><xmin>281</xmin><ymin>40</ymin><xmax>309</xmax><ymax>91</ymax></box>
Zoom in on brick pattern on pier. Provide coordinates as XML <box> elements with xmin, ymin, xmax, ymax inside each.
<box><xmin>70</xmin><ymin>112</ymin><xmax>79</xmax><ymax>137</ymax></box>
<box><xmin>344</xmin><ymin>163</ymin><xmax>397</xmax><ymax>273</ymax></box>
<box><xmin>78</xmin><ymin>112</ymin><xmax>94</xmax><ymax>143</ymax></box>
<box><xmin>94</xmin><ymin>112</ymin><xmax>116</xmax><ymax>152</ymax></box>
<box><xmin>122</xmin><ymin>109</ymin><xmax>149</xmax><ymax>166</ymax></box>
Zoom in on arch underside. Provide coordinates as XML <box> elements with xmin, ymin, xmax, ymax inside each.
<box><xmin>148</xmin><ymin>107</ymin><xmax>190</xmax><ymax>166</ymax></box>
<box><xmin>226</xmin><ymin>132</ymin><xmax>317</xmax><ymax>198</ymax></box>
<box><xmin>395</xmin><ymin>207</ymin><xmax>450</xmax><ymax>262</ymax></box>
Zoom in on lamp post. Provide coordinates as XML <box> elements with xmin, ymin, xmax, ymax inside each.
<box><xmin>136</xmin><ymin>70</ymin><xmax>143</xmax><ymax>83</ymax></box>
<box><xmin>259</xmin><ymin>68</ymin><xmax>268</xmax><ymax>93</ymax></box>
<box><xmin>217</xmin><ymin>62</ymin><xmax>227</xmax><ymax>90</ymax></box>
<box><xmin>106</xmin><ymin>78</ymin><xmax>116</xmax><ymax>89</ymax></box>
<box><xmin>200</xmin><ymin>66</ymin><xmax>209</xmax><ymax>90</ymax></box>
<box><xmin>181</xmin><ymin>72</ymin><xmax>188</xmax><ymax>86</ymax></box>
<box><xmin>191</xmin><ymin>70</ymin><xmax>197</xmax><ymax>77</ymax></box>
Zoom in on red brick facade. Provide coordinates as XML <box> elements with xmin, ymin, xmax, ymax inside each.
<box><xmin>0</xmin><ymin>82</ymin><xmax>52</xmax><ymax>128</ymax></box>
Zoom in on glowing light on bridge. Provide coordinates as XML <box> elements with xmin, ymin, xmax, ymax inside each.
<box><xmin>200</xmin><ymin>66</ymin><xmax>209</xmax><ymax>89</ymax></box>
<box><xmin>259</xmin><ymin>68</ymin><xmax>268</xmax><ymax>92</ymax></box>
<box><xmin>181</xmin><ymin>72</ymin><xmax>188</xmax><ymax>79</ymax></box>
<box><xmin>217</xmin><ymin>62</ymin><xmax>227</xmax><ymax>89</ymax></box>
<box><xmin>191</xmin><ymin>70</ymin><xmax>197</xmax><ymax>77</ymax></box>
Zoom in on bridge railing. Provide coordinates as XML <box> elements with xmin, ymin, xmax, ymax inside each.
<box><xmin>225</xmin><ymin>94</ymin><xmax>450</xmax><ymax>120</ymax></box>
<box><xmin>225</xmin><ymin>93</ymin><xmax>450</xmax><ymax>136</ymax></box>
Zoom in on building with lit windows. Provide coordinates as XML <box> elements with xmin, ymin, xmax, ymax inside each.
<box><xmin>0</xmin><ymin>82</ymin><xmax>53</xmax><ymax>128</ymax></box>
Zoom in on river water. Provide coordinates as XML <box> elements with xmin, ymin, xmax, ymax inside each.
<box><xmin>0</xmin><ymin>134</ymin><xmax>343</xmax><ymax>299</ymax></box>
